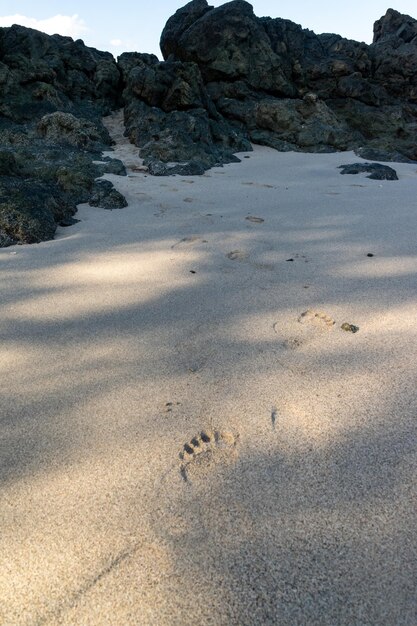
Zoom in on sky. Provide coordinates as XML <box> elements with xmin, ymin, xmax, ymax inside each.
<box><xmin>0</xmin><ymin>1</ymin><xmax>416</xmax><ymax>58</ymax></box>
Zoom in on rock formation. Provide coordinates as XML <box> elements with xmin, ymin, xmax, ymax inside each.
<box><xmin>0</xmin><ymin>25</ymin><xmax>126</xmax><ymax>246</ymax></box>
<box><xmin>159</xmin><ymin>1</ymin><xmax>417</xmax><ymax>162</ymax></box>
<box><xmin>1</xmin><ymin>1</ymin><xmax>417</xmax><ymax>246</ymax></box>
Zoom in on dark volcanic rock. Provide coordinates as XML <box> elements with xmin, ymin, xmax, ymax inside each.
<box><xmin>0</xmin><ymin>24</ymin><xmax>127</xmax><ymax>247</ymax></box>
<box><xmin>160</xmin><ymin>0</ymin><xmax>417</xmax><ymax>162</ymax></box>
<box><xmin>89</xmin><ymin>179</ymin><xmax>128</xmax><ymax>209</ymax></box>
<box><xmin>121</xmin><ymin>52</ymin><xmax>251</xmax><ymax>175</ymax></box>
<box><xmin>0</xmin><ymin>24</ymin><xmax>121</xmax><ymax>122</ymax></box>
<box><xmin>36</xmin><ymin>112</ymin><xmax>111</xmax><ymax>150</ymax></box>
<box><xmin>338</xmin><ymin>163</ymin><xmax>399</xmax><ymax>180</ymax></box>
<box><xmin>0</xmin><ymin>178</ymin><xmax>59</xmax><ymax>244</ymax></box>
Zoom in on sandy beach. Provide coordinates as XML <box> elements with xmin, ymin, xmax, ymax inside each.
<box><xmin>1</xmin><ymin>111</ymin><xmax>417</xmax><ymax>624</ymax></box>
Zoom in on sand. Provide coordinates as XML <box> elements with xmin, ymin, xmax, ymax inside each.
<box><xmin>1</xmin><ymin>110</ymin><xmax>417</xmax><ymax>625</ymax></box>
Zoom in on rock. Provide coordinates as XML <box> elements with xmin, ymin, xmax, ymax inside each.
<box><xmin>122</xmin><ymin>56</ymin><xmax>251</xmax><ymax>175</ymax></box>
<box><xmin>89</xmin><ymin>179</ymin><xmax>128</xmax><ymax>209</ymax></box>
<box><xmin>373</xmin><ymin>9</ymin><xmax>417</xmax><ymax>44</ymax></box>
<box><xmin>0</xmin><ymin>179</ymin><xmax>57</xmax><ymax>244</ymax></box>
<box><xmin>159</xmin><ymin>1</ymin><xmax>417</xmax><ymax>163</ymax></box>
<box><xmin>97</xmin><ymin>157</ymin><xmax>127</xmax><ymax>177</ymax></box>
<box><xmin>0</xmin><ymin>150</ymin><xmax>19</xmax><ymax>175</ymax></box>
<box><xmin>0</xmin><ymin>23</ymin><xmax>123</xmax><ymax>247</ymax></box>
<box><xmin>161</xmin><ymin>0</ymin><xmax>295</xmax><ymax>95</ymax></box>
<box><xmin>159</xmin><ymin>0</ymin><xmax>212</xmax><ymax>60</ymax></box>
<box><xmin>0</xmin><ymin>24</ymin><xmax>120</xmax><ymax>123</ymax></box>
<box><xmin>37</xmin><ymin>112</ymin><xmax>110</xmax><ymax>150</ymax></box>
<box><xmin>341</xmin><ymin>323</ymin><xmax>360</xmax><ymax>333</ymax></box>
<box><xmin>338</xmin><ymin>163</ymin><xmax>398</xmax><ymax>180</ymax></box>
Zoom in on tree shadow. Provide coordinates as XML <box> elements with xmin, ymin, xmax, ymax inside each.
<box><xmin>1</xmin><ymin>152</ymin><xmax>417</xmax><ymax>622</ymax></box>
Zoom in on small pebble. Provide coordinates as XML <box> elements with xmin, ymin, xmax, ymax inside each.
<box><xmin>286</xmin><ymin>258</ymin><xmax>294</xmax><ymax>262</ymax></box>
<box><xmin>367</xmin><ymin>253</ymin><xmax>374</xmax><ymax>257</ymax></box>
<box><xmin>341</xmin><ymin>323</ymin><xmax>360</xmax><ymax>333</ymax></box>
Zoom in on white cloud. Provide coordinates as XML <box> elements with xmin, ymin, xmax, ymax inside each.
<box><xmin>0</xmin><ymin>14</ymin><xmax>89</xmax><ymax>39</ymax></box>
<box><xmin>108</xmin><ymin>38</ymin><xmax>144</xmax><ymax>54</ymax></box>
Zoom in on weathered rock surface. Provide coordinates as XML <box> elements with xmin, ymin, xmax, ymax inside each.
<box><xmin>120</xmin><ymin>52</ymin><xmax>251</xmax><ymax>175</ymax></box>
<box><xmin>0</xmin><ymin>25</ymin><xmax>121</xmax><ymax>122</ymax></box>
<box><xmin>160</xmin><ymin>1</ymin><xmax>417</xmax><ymax>161</ymax></box>
<box><xmin>89</xmin><ymin>179</ymin><xmax>128</xmax><ymax>209</ymax></box>
<box><xmin>0</xmin><ymin>25</ymin><xmax>127</xmax><ymax>247</ymax></box>
<box><xmin>338</xmin><ymin>163</ymin><xmax>398</xmax><ymax>180</ymax></box>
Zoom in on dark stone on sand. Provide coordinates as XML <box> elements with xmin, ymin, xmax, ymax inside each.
<box><xmin>341</xmin><ymin>323</ymin><xmax>360</xmax><ymax>333</ymax></box>
<box><xmin>0</xmin><ymin>178</ymin><xmax>58</xmax><ymax>244</ymax></box>
<box><xmin>89</xmin><ymin>179</ymin><xmax>128</xmax><ymax>209</ymax></box>
<box><xmin>338</xmin><ymin>163</ymin><xmax>398</xmax><ymax>180</ymax></box>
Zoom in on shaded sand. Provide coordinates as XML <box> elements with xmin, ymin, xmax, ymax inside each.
<box><xmin>1</xmin><ymin>110</ymin><xmax>417</xmax><ymax>625</ymax></box>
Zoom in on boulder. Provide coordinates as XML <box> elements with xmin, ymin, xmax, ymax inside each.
<box><xmin>89</xmin><ymin>179</ymin><xmax>128</xmax><ymax>209</ymax></box>
<box><xmin>338</xmin><ymin>163</ymin><xmax>398</xmax><ymax>180</ymax></box>
<box><xmin>0</xmin><ymin>179</ymin><xmax>58</xmax><ymax>245</ymax></box>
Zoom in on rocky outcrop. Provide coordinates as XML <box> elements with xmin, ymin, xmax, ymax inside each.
<box><xmin>159</xmin><ymin>1</ymin><xmax>417</xmax><ymax>162</ymax></box>
<box><xmin>0</xmin><ymin>25</ymin><xmax>121</xmax><ymax>122</ymax></box>
<box><xmin>0</xmin><ymin>25</ymin><xmax>127</xmax><ymax>247</ymax></box>
<box><xmin>120</xmin><ymin>52</ymin><xmax>251</xmax><ymax>175</ymax></box>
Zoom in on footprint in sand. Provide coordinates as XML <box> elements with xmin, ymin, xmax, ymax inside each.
<box><xmin>245</xmin><ymin>216</ymin><xmax>264</xmax><ymax>224</ymax></box>
<box><xmin>227</xmin><ymin>250</ymin><xmax>248</xmax><ymax>261</ymax></box>
<box><xmin>164</xmin><ymin>401</ymin><xmax>181</xmax><ymax>415</ymax></box>
<box><xmin>179</xmin><ymin>429</ymin><xmax>239</xmax><ymax>482</ymax></box>
<box><xmin>183</xmin><ymin>198</ymin><xmax>193</xmax><ymax>203</ymax></box>
<box><xmin>172</xmin><ymin>236</ymin><xmax>203</xmax><ymax>249</ymax></box>
<box><xmin>242</xmin><ymin>182</ymin><xmax>275</xmax><ymax>189</ymax></box>
<box><xmin>282</xmin><ymin>337</ymin><xmax>304</xmax><ymax>350</ymax></box>
<box><xmin>298</xmin><ymin>309</ymin><xmax>335</xmax><ymax>329</ymax></box>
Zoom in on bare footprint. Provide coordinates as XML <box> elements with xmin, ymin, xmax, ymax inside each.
<box><xmin>282</xmin><ymin>337</ymin><xmax>304</xmax><ymax>350</ymax></box>
<box><xmin>246</xmin><ymin>216</ymin><xmax>265</xmax><ymax>224</ymax></box>
<box><xmin>172</xmin><ymin>236</ymin><xmax>202</xmax><ymax>249</ymax></box>
<box><xmin>179</xmin><ymin>429</ymin><xmax>239</xmax><ymax>482</ymax></box>
<box><xmin>227</xmin><ymin>250</ymin><xmax>248</xmax><ymax>261</ymax></box>
<box><xmin>298</xmin><ymin>309</ymin><xmax>335</xmax><ymax>329</ymax></box>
